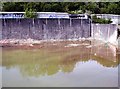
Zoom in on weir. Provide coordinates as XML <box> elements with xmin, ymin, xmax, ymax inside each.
<box><xmin>92</xmin><ymin>24</ymin><xmax>118</xmax><ymax>45</ymax></box>
<box><xmin>1</xmin><ymin>18</ymin><xmax>118</xmax><ymax>46</ymax></box>
<box><xmin>2</xmin><ymin>18</ymin><xmax>91</xmax><ymax>40</ymax></box>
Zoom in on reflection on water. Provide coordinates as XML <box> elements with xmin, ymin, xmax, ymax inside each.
<box><xmin>2</xmin><ymin>40</ymin><xmax>120</xmax><ymax>87</ymax></box>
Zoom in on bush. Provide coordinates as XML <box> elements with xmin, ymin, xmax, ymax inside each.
<box><xmin>92</xmin><ymin>15</ymin><xmax>112</xmax><ymax>24</ymax></box>
<box><xmin>24</xmin><ymin>8</ymin><xmax>37</xmax><ymax>18</ymax></box>
<box><xmin>68</xmin><ymin>10</ymin><xmax>83</xmax><ymax>14</ymax></box>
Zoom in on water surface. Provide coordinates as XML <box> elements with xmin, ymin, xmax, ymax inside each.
<box><xmin>2</xmin><ymin>40</ymin><xmax>120</xmax><ymax>87</ymax></box>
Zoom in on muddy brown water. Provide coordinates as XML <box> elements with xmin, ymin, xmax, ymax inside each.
<box><xmin>1</xmin><ymin>40</ymin><xmax>120</xmax><ymax>87</ymax></box>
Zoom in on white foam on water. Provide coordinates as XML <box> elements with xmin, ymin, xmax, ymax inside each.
<box><xmin>86</xmin><ymin>45</ymin><xmax>92</xmax><ymax>48</ymax></box>
<box><xmin>65</xmin><ymin>44</ymin><xmax>80</xmax><ymax>47</ymax></box>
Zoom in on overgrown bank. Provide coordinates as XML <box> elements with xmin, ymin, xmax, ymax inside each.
<box><xmin>2</xmin><ymin>2</ymin><xmax>120</xmax><ymax>15</ymax></box>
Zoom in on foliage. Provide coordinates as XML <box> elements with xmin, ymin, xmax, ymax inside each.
<box><xmin>2</xmin><ymin>2</ymin><xmax>24</xmax><ymax>12</ymax></box>
<box><xmin>0</xmin><ymin>2</ymin><xmax>3</xmax><ymax>11</ymax></box>
<box><xmin>24</xmin><ymin>8</ymin><xmax>37</xmax><ymax>18</ymax></box>
<box><xmin>2</xmin><ymin>2</ymin><xmax>120</xmax><ymax>15</ymax></box>
<box><xmin>85</xmin><ymin>2</ymin><xmax>100</xmax><ymax>14</ymax></box>
<box><xmin>92</xmin><ymin>15</ymin><xmax>112</xmax><ymax>24</ymax></box>
<box><xmin>68</xmin><ymin>10</ymin><xmax>83</xmax><ymax>14</ymax></box>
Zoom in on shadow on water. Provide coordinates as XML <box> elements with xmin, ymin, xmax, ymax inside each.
<box><xmin>2</xmin><ymin>40</ymin><xmax>120</xmax><ymax>77</ymax></box>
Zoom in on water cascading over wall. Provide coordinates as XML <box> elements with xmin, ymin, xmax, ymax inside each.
<box><xmin>1</xmin><ymin>18</ymin><xmax>91</xmax><ymax>40</ymax></box>
<box><xmin>92</xmin><ymin>24</ymin><xmax>117</xmax><ymax>44</ymax></box>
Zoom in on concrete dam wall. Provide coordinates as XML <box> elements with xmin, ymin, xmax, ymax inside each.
<box><xmin>92</xmin><ymin>24</ymin><xmax>117</xmax><ymax>44</ymax></box>
<box><xmin>1</xmin><ymin>19</ymin><xmax>117</xmax><ymax>43</ymax></box>
<box><xmin>1</xmin><ymin>18</ymin><xmax>91</xmax><ymax>40</ymax></box>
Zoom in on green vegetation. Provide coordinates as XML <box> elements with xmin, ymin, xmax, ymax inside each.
<box><xmin>0</xmin><ymin>2</ymin><xmax>2</xmax><ymax>11</ymax></box>
<box><xmin>92</xmin><ymin>15</ymin><xmax>112</xmax><ymax>24</ymax></box>
<box><xmin>24</xmin><ymin>8</ymin><xmax>37</xmax><ymax>18</ymax></box>
<box><xmin>68</xmin><ymin>10</ymin><xmax>83</xmax><ymax>14</ymax></box>
<box><xmin>1</xmin><ymin>2</ymin><xmax>120</xmax><ymax>15</ymax></box>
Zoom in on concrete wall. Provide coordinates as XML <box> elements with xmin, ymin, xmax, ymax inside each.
<box><xmin>1</xmin><ymin>18</ymin><xmax>117</xmax><ymax>41</ymax></box>
<box><xmin>92</xmin><ymin>24</ymin><xmax>117</xmax><ymax>43</ymax></box>
<box><xmin>1</xmin><ymin>18</ymin><xmax>91</xmax><ymax>40</ymax></box>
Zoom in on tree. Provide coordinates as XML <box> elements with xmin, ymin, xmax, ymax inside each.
<box><xmin>1</xmin><ymin>2</ymin><xmax>120</xmax><ymax>15</ymax></box>
<box><xmin>2</xmin><ymin>2</ymin><xmax>24</xmax><ymax>12</ymax></box>
<box><xmin>117</xmin><ymin>2</ymin><xmax>120</xmax><ymax>15</ymax></box>
<box><xmin>24</xmin><ymin>8</ymin><xmax>37</xmax><ymax>18</ymax></box>
<box><xmin>85</xmin><ymin>2</ymin><xmax>100</xmax><ymax>14</ymax></box>
<box><xmin>42</xmin><ymin>3</ymin><xmax>52</xmax><ymax>11</ymax></box>
<box><xmin>67</xmin><ymin>2</ymin><xmax>80</xmax><ymax>11</ymax></box>
<box><xmin>50</xmin><ymin>3</ymin><xmax>63</xmax><ymax>12</ymax></box>
<box><xmin>107</xmin><ymin>3</ymin><xmax>118</xmax><ymax>14</ymax></box>
<box><xmin>100</xmin><ymin>8</ymin><xmax>108</xmax><ymax>14</ymax></box>
<box><xmin>0</xmin><ymin>2</ymin><xmax>3</xmax><ymax>11</ymax></box>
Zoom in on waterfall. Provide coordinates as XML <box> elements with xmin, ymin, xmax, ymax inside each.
<box><xmin>92</xmin><ymin>24</ymin><xmax>118</xmax><ymax>46</ymax></box>
<box><xmin>108</xmin><ymin>29</ymin><xmax>118</xmax><ymax>45</ymax></box>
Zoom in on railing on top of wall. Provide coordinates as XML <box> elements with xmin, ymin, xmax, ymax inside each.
<box><xmin>0</xmin><ymin>12</ymin><xmax>89</xmax><ymax>19</ymax></box>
